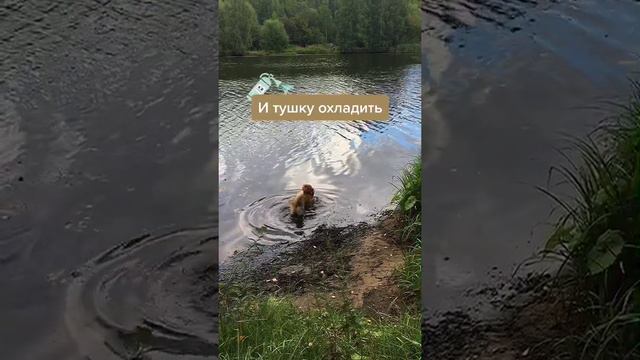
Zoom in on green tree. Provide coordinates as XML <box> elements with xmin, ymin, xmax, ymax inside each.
<box><xmin>249</xmin><ymin>0</ymin><xmax>271</xmax><ymax>23</ymax></box>
<box><xmin>336</xmin><ymin>0</ymin><xmax>367</xmax><ymax>50</ymax></box>
<box><xmin>250</xmin><ymin>0</ymin><xmax>286</xmax><ymax>23</ymax></box>
<box><xmin>366</xmin><ymin>0</ymin><xmax>384</xmax><ymax>50</ymax></box>
<box><xmin>220</xmin><ymin>0</ymin><xmax>419</xmax><ymax>55</ymax></box>
<box><xmin>260</xmin><ymin>17</ymin><xmax>290</xmax><ymax>52</ymax></box>
<box><xmin>317</xmin><ymin>3</ymin><xmax>336</xmax><ymax>43</ymax></box>
<box><xmin>405</xmin><ymin>0</ymin><xmax>421</xmax><ymax>43</ymax></box>
<box><xmin>219</xmin><ymin>0</ymin><xmax>259</xmax><ymax>55</ymax></box>
<box><xmin>380</xmin><ymin>0</ymin><xmax>409</xmax><ymax>49</ymax></box>
<box><xmin>292</xmin><ymin>7</ymin><xmax>323</xmax><ymax>45</ymax></box>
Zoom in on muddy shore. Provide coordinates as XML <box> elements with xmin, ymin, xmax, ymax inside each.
<box><xmin>220</xmin><ymin>211</ymin><xmax>418</xmax><ymax>315</ymax></box>
<box><xmin>220</xmin><ymin>210</ymin><xmax>591</xmax><ymax>360</ymax></box>
<box><xmin>423</xmin><ymin>273</ymin><xmax>592</xmax><ymax>360</ymax></box>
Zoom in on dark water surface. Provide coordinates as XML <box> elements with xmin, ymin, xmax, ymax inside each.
<box><xmin>219</xmin><ymin>54</ymin><xmax>421</xmax><ymax>261</ymax></box>
<box><xmin>422</xmin><ymin>0</ymin><xmax>640</xmax><ymax>317</ymax></box>
<box><xmin>1</xmin><ymin>1</ymin><xmax>218</xmax><ymax>359</ymax></box>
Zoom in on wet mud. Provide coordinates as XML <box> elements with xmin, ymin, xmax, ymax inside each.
<box><xmin>424</xmin><ymin>274</ymin><xmax>590</xmax><ymax>359</ymax></box>
<box><xmin>221</xmin><ymin>211</ymin><xmax>415</xmax><ymax>315</ymax></box>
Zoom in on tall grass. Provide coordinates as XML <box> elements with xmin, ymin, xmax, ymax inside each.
<box><xmin>579</xmin><ymin>282</ymin><xmax>640</xmax><ymax>359</ymax></box>
<box><xmin>392</xmin><ymin>158</ymin><xmax>422</xmax><ymax>298</ymax></box>
<box><xmin>396</xmin><ymin>238</ymin><xmax>421</xmax><ymax>298</ymax></box>
<box><xmin>392</xmin><ymin>158</ymin><xmax>422</xmax><ymax>221</ymax></box>
<box><xmin>540</xmin><ymin>82</ymin><xmax>640</xmax><ymax>359</ymax></box>
<box><xmin>219</xmin><ymin>294</ymin><xmax>422</xmax><ymax>360</ymax></box>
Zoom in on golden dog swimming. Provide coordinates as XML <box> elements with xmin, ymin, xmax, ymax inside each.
<box><xmin>289</xmin><ymin>184</ymin><xmax>315</xmax><ymax>216</ymax></box>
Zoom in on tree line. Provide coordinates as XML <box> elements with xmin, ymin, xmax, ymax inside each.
<box><xmin>220</xmin><ymin>0</ymin><xmax>421</xmax><ymax>55</ymax></box>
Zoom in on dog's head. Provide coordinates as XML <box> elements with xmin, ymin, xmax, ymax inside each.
<box><xmin>302</xmin><ymin>184</ymin><xmax>314</xmax><ymax>197</ymax></box>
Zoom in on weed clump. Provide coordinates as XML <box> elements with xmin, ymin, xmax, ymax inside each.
<box><xmin>219</xmin><ymin>291</ymin><xmax>421</xmax><ymax>359</ymax></box>
<box><xmin>392</xmin><ymin>157</ymin><xmax>422</xmax><ymax>298</ymax></box>
<box><xmin>541</xmin><ymin>82</ymin><xmax>640</xmax><ymax>359</ymax></box>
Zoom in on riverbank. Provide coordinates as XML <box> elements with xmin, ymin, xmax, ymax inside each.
<box><xmin>220</xmin><ymin>213</ymin><xmax>421</xmax><ymax>359</ymax></box>
<box><xmin>219</xmin><ymin>159</ymin><xmax>422</xmax><ymax>359</ymax></box>
<box><xmin>221</xmin><ymin>43</ymin><xmax>420</xmax><ymax>57</ymax></box>
<box><xmin>424</xmin><ymin>83</ymin><xmax>640</xmax><ymax>359</ymax></box>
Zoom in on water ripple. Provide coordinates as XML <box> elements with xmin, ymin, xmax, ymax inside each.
<box><xmin>237</xmin><ymin>187</ymin><xmax>347</xmax><ymax>247</ymax></box>
<box><xmin>219</xmin><ymin>55</ymin><xmax>421</xmax><ymax>259</ymax></box>
<box><xmin>64</xmin><ymin>227</ymin><xmax>217</xmax><ymax>359</ymax></box>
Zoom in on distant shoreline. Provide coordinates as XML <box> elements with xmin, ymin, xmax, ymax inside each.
<box><xmin>220</xmin><ymin>43</ymin><xmax>420</xmax><ymax>58</ymax></box>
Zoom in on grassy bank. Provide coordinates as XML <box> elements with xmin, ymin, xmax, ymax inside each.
<box><xmin>541</xmin><ymin>83</ymin><xmax>640</xmax><ymax>358</ymax></box>
<box><xmin>244</xmin><ymin>44</ymin><xmax>337</xmax><ymax>57</ymax></box>
<box><xmin>227</xmin><ymin>43</ymin><xmax>420</xmax><ymax>57</ymax></box>
<box><xmin>219</xmin><ymin>158</ymin><xmax>423</xmax><ymax>359</ymax></box>
<box><xmin>219</xmin><ymin>293</ymin><xmax>421</xmax><ymax>359</ymax></box>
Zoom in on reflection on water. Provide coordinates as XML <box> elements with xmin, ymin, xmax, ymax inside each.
<box><xmin>65</xmin><ymin>227</ymin><xmax>216</xmax><ymax>359</ymax></box>
<box><xmin>219</xmin><ymin>54</ymin><xmax>421</xmax><ymax>260</ymax></box>
<box><xmin>1</xmin><ymin>0</ymin><xmax>217</xmax><ymax>359</ymax></box>
<box><xmin>422</xmin><ymin>0</ymin><xmax>640</xmax><ymax>316</ymax></box>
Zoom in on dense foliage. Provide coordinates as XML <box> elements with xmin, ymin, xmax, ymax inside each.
<box><xmin>260</xmin><ymin>17</ymin><xmax>289</xmax><ymax>52</ymax></box>
<box><xmin>219</xmin><ymin>0</ymin><xmax>259</xmax><ymax>55</ymax></box>
<box><xmin>219</xmin><ymin>0</ymin><xmax>420</xmax><ymax>55</ymax></box>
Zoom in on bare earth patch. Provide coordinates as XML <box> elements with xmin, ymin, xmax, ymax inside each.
<box><xmin>349</xmin><ymin>225</ymin><xmax>405</xmax><ymax>310</ymax></box>
<box><xmin>292</xmin><ymin>221</ymin><xmax>406</xmax><ymax>312</ymax></box>
<box><xmin>221</xmin><ymin>212</ymin><xmax>415</xmax><ymax>316</ymax></box>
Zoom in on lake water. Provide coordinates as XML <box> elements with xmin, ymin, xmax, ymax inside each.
<box><xmin>1</xmin><ymin>1</ymin><xmax>218</xmax><ymax>359</ymax></box>
<box><xmin>422</xmin><ymin>0</ymin><xmax>640</xmax><ymax>317</ymax></box>
<box><xmin>219</xmin><ymin>54</ymin><xmax>422</xmax><ymax>261</ymax></box>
